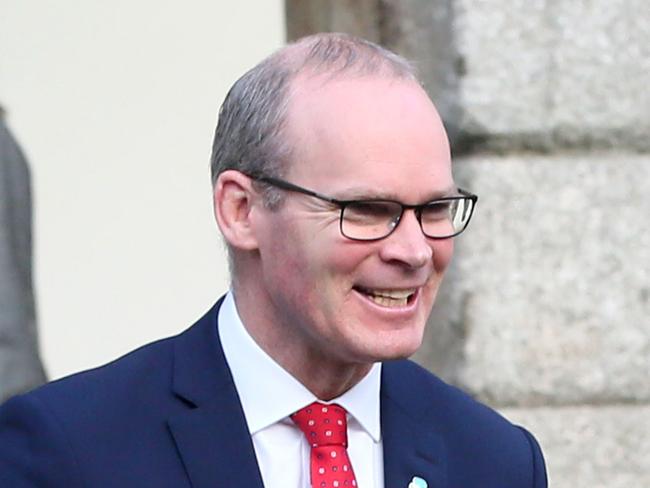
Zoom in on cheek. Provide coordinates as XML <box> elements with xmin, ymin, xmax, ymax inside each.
<box><xmin>326</xmin><ymin>242</ymin><xmax>369</xmax><ymax>272</ymax></box>
<box><xmin>432</xmin><ymin>239</ymin><xmax>454</xmax><ymax>272</ymax></box>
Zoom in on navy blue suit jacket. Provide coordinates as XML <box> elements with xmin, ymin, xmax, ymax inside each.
<box><xmin>0</xmin><ymin>300</ymin><xmax>547</xmax><ymax>487</ymax></box>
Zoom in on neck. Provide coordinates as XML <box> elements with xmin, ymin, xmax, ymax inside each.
<box><xmin>231</xmin><ymin>282</ymin><xmax>373</xmax><ymax>400</ymax></box>
<box><xmin>274</xmin><ymin>347</ymin><xmax>373</xmax><ymax>401</ymax></box>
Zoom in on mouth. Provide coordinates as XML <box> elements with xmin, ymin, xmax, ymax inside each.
<box><xmin>353</xmin><ymin>286</ymin><xmax>418</xmax><ymax>308</ymax></box>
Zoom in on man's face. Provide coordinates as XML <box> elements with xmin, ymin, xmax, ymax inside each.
<box><xmin>251</xmin><ymin>75</ymin><xmax>455</xmax><ymax>367</ymax></box>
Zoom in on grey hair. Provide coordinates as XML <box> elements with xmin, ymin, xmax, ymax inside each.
<box><xmin>209</xmin><ymin>32</ymin><xmax>419</xmax><ymax>208</ymax></box>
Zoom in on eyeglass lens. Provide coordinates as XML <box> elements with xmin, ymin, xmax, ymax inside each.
<box><xmin>341</xmin><ymin>198</ymin><xmax>474</xmax><ymax>240</ymax></box>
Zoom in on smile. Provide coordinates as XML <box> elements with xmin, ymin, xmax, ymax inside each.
<box><xmin>354</xmin><ymin>287</ymin><xmax>418</xmax><ymax>308</ymax></box>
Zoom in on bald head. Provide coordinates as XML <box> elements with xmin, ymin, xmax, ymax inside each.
<box><xmin>210</xmin><ymin>33</ymin><xmax>421</xmax><ymax>202</ymax></box>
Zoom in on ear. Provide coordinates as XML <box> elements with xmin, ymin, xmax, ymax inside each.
<box><xmin>213</xmin><ymin>170</ymin><xmax>261</xmax><ymax>251</ymax></box>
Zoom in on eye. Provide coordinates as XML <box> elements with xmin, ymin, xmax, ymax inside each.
<box><xmin>420</xmin><ymin>201</ymin><xmax>453</xmax><ymax>222</ymax></box>
<box><xmin>344</xmin><ymin>201</ymin><xmax>400</xmax><ymax>223</ymax></box>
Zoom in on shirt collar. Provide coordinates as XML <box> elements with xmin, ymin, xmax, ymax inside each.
<box><xmin>218</xmin><ymin>291</ymin><xmax>382</xmax><ymax>442</ymax></box>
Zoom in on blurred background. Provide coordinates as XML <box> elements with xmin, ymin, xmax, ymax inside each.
<box><xmin>1</xmin><ymin>1</ymin><xmax>648</xmax><ymax>487</ymax></box>
<box><xmin>1</xmin><ymin>0</ymin><xmax>284</xmax><ymax>380</ymax></box>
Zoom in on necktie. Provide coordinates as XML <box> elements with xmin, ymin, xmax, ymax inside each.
<box><xmin>291</xmin><ymin>402</ymin><xmax>358</xmax><ymax>488</ymax></box>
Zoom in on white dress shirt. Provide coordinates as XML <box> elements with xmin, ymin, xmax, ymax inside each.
<box><xmin>219</xmin><ymin>292</ymin><xmax>384</xmax><ymax>488</ymax></box>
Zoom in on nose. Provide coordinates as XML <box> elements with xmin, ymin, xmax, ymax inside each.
<box><xmin>377</xmin><ymin>209</ymin><xmax>433</xmax><ymax>268</ymax></box>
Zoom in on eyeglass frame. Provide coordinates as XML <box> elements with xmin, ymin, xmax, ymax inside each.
<box><xmin>247</xmin><ymin>173</ymin><xmax>478</xmax><ymax>242</ymax></box>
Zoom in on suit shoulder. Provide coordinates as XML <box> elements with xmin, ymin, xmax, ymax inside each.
<box><xmin>4</xmin><ymin>330</ymin><xmax>189</xmax><ymax>440</ymax></box>
<box><xmin>383</xmin><ymin>360</ymin><xmax>530</xmax><ymax>451</ymax></box>
<box><xmin>383</xmin><ymin>360</ymin><xmax>547</xmax><ymax>486</ymax></box>
<box><xmin>0</xmin><ymin>334</ymin><xmax>179</xmax><ymax>485</ymax></box>
<box><xmin>3</xmin><ymin>300</ymin><xmax>222</xmax><ymax>421</ymax></box>
<box><xmin>384</xmin><ymin>359</ymin><xmax>508</xmax><ymax>424</ymax></box>
<box><xmin>0</xmin><ymin>303</ymin><xmax>224</xmax><ymax>486</ymax></box>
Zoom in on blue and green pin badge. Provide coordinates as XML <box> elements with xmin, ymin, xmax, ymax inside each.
<box><xmin>408</xmin><ymin>476</ymin><xmax>427</xmax><ymax>488</ymax></box>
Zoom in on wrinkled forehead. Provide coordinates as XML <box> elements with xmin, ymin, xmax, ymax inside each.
<box><xmin>282</xmin><ymin>74</ymin><xmax>452</xmax><ymax>195</ymax></box>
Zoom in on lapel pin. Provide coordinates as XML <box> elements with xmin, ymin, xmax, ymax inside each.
<box><xmin>408</xmin><ymin>476</ymin><xmax>427</xmax><ymax>488</ymax></box>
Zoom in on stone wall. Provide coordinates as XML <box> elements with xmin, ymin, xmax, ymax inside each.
<box><xmin>287</xmin><ymin>1</ymin><xmax>650</xmax><ymax>486</ymax></box>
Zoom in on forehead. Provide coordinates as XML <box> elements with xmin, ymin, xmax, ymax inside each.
<box><xmin>284</xmin><ymin>75</ymin><xmax>453</xmax><ymax>200</ymax></box>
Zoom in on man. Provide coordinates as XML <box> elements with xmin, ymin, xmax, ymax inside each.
<box><xmin>0</xmin><ymin>33</ymin><xmax>547</xmax><ymax>487</ymax></box>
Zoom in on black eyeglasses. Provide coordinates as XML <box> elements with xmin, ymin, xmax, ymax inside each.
<box><xmin>250</xmin><ymin>174</ymin><xmax>477</xmax><ymax>242</ymax></box>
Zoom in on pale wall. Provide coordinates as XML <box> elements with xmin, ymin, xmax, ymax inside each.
<box><xmin>0</xmin><ymin>1</ymin><xmax>285</xmax><ymax>379</ymax></box>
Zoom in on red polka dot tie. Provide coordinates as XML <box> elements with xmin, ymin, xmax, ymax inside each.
<box><xmin>291</xmin><ymin>402</ymin><xmax>358</xmax><ymax>488</ymax></box>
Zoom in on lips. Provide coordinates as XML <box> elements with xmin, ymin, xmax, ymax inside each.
<box><xmin>354</xmin><ymin>286</ymin><xmax>417</xmax><ymax>308</ymax></box>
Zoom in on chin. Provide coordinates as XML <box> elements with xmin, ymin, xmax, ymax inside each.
<box><xmin>357</xmin><ymin>328</ymin><xmax>426</xmax><ymax>363</ymax></box>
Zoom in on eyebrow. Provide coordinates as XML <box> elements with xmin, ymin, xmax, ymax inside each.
<box><xmin>334</xmin><ymin>185</ymin><xmax>458</xmax><ymax>202</ymax></box>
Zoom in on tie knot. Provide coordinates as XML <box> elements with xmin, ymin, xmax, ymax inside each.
<box><xmin>291</xmin><ymin>402</ymin><xmax>348</xmax><ymax>448</ymax></box>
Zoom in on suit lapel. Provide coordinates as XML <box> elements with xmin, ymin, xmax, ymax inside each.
<box><xmin>381</xmin><ymin>361</ymin><xmax>448</xmax><ymax>488</ymax></box>
<box><xmin>167</xmin><ymin>300</ymin><xmax>265</xmax><ymax>488</ymax></box>
<box><xmin>168</xmin><ymin>403</ymin><xmax>263</xmax><ymax>487</ymax></box>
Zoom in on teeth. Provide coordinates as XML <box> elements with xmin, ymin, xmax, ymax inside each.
<box><xmin>369</xmin><ymin>295</ymin><xmax>408</xmax><ymax>307</ymax></box>
<box><xmin>371</xmin><ymin>289</ymin><xmax>414</xmax><ymax>299</ymax></box>
<box><xmin>358</xmin><ymin>288</ymin><xmax>416</xmax><ymax>308</ymax></box>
